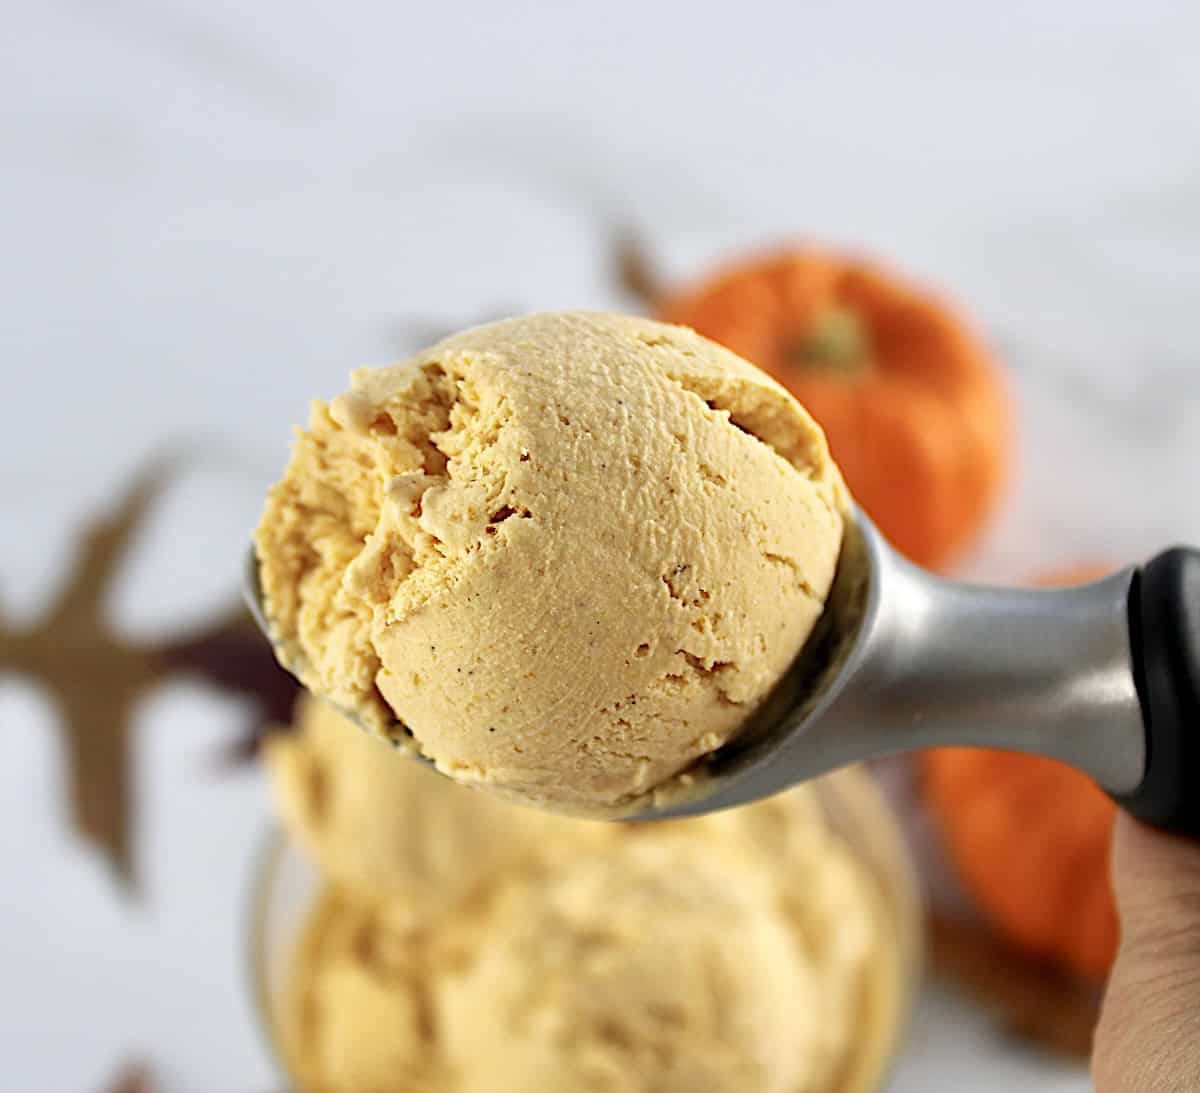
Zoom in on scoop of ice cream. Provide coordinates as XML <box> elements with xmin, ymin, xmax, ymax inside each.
<box><xmin>281</xmin><ymin>776</ymin><xmax>894</xmax><ymax>1093</ymax></box>
<box><xmin>436</xmin><ymin>838</ymin><xmax>820</xmax><ymax>1093</ymax></box>
<box><xmin>265</xmin><ymin>694</ymin><xmax>612</xmax><ymax>925</ymax></box>
<box><xmin>256</xmin><ymin>311</ymin><xmax>846</xmax><ymax>812</ymax></box>
<box><xmin>284</xmin><ymin>890</ymin><xmax>446</xmax><ymax>1093</ymax></box>
<box><xmin>666</xmin><ymin>788</ymin><xmax>880</xmax><ymax>1087</ymax></box>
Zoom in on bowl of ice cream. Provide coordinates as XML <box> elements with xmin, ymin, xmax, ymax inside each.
<box><xmin>248</xmin><ymin>698</ymin><xmax>922</xmax><ymax>1093</ymax></box>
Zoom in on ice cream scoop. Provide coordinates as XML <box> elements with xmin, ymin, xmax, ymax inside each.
<box><xmin>246</xmin><ymin>314</ymin><xmax>1200</xmax><ymax>833</ymax></box>
<box><xmin>639</xmin><ymin>511</ymin><xmax>1200</xmax><ymax>835</ymax></box>
<box><xmin>251</xmin><ymin>312</ymin><xmax>847</xmax><ymax>814</ymax></box>
<box><xmin>249</xmin><ymin>509</ymin><xmax>1197</xmax><ymax>831</ymax></box>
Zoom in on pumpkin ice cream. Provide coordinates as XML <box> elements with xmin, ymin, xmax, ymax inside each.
<box><xmin>255</xmin><ymin>311</ymin><xmax>847</xmax><ymax>813</ymax></box>
<box><xmin>264</xmin><ymin>696</ymin><xmax>613</xmax><ymax>926</ymax></box>
<box><xmin>437</xmin><ymin>840</ymin><xmax>835</xmax><ymax>1093</ymax></box>
<box><xmin>278</xmin><ymin>774</ymin><xmax>891</xmax><ymax>1093</ymax></box>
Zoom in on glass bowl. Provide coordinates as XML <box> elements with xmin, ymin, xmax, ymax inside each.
<box><xmin>248</xmin><ymin>765</ymin><xmax>923</xmax><ymax>1093</ymax></box>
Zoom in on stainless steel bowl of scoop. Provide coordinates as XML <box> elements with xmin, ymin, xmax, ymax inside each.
<box><xmin>246</xmin><ymin>509</ymin><xmax>1200</xmax><ymax>835</ymax></box>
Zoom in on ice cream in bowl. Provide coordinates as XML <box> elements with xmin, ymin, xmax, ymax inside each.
<box><xmin>250</xmin><ymin>697</ymin><xmax>922</xmax><ymax>1093</ymax></box>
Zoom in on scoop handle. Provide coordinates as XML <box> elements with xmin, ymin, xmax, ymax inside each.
<box><xmin>1117</xmin><ymin>548</ymin><xmax>1200</xmax><ymax>835</ymax></box>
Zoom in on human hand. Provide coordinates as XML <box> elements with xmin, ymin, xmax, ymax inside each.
<box><xmin>1093</xmin><ymin>813</ymin><xmax>1200</xmax><ymax>1091</ymax></box>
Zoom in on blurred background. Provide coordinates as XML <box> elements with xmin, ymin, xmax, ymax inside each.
<box><xmin>3</xmin><ymin>1</ymin><xmax>1200</xmax><ymax>1090</ymax></box>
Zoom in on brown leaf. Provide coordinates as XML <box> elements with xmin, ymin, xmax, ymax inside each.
<box><xmin>42</xmin><ymin>458</ymin><xmax>176</xmax><ymax>630</ymax></box>
<box><xmin>0</xmin><ymin>456</ymin><xmax>298</xmax><ymax>893</ymax></box>
<box><xmin>613</xmin><ymin>229</ymin><xmax>663</xmax><ymax>308</ymax></box>
<box><xmin>929</xmin><ymin>911</ymin><xmax>1100</xmax><ymax>1061</ymax></box>
<box><xmin>0</xmin><ymin>462</ymin><xmax>171</xmax><ymax>889</ymax></box>
<box><xmin>157</xmin><ymin>605</ymin><xmax>300</xmax><ymax>765</ymax></box>
<box><xmin>104</xmin><ymin>1059</ymin><xmax>153</xmax><ymax>1093</ymax></box>
<box><xmin>55</xmin><ymin>687</ymin><xmax>141</xmax><ymax>890</ymax></box>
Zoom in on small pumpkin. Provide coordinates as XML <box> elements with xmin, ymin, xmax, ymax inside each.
<box><xmin>657</xmin><ymin>248</ymin><xmax>1009</xmax><ymax>570</ymax></box>
<box><xmin>921</xmin><ymin>565</ymin><xmax>1119</xmax><ymax>982</ymax></box>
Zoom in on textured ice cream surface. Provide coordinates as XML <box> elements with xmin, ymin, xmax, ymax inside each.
<box><xmin>283</xmin><ymin>890</ymin><xmax>447</xmax><ymax>1093</ymax></box>
<box><xmin>666</xmin><ymin>792</ymin><xmax>880</xmax><ymax>1085</ymax></box>
<box><xmin>256</xmin><ymin>311</ymin><xmax>847</xmax><ymax>812</ymax></box>
<box><xmin>265</xmin><ymin>695</ymin><xmax>613</xmax><ymax>926</ymax></box>
<box><xmin>437</xmin><ymin>839</ymin><xmax>818</xmax><ymax>1093</ymax></box>
<box><xmin>279</xmin><ymin>774</ymin><xmax>890</xmax><ymax>1093</ymax></box>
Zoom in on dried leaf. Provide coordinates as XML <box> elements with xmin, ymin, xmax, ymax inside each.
<box><xmin>158</xmin><ymin>605</ymin><xmax>300</xmax><ymax>765</ymax></box>
<box><xmin>613</xmin><ymin>229</ymin><xmax>663</xmax><ymax>307</ymax></box>
<box><xmin>1</xmin><ymin>460</ymin><xmax>172</xmax><ymax>890</ymax></box>
<box><xmin>104</xmin><ymin>1059</ymin><xmax>153</xmax><ymax>1093</ymax></box>
<box><xmin>930</xmin><ymin>911</ymin><xmax>1100</xmax><ymax>1061</ymax></box>
<box><xmin>0</xmin><ymin>457</ymin><xmax>299</xmax><ymax>893</ymax></box>
<box><xmin>43</xmin><ymin>459</ymin><xmax>176</xmax><ymax>629</ymax></box>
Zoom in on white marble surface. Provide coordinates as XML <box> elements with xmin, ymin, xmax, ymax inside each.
<box><xmin>4</xmin><ymin>1</ymin><xmax>1200</xmax><ymax>1089</ymax></box>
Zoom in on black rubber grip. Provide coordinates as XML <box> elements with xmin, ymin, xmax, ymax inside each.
<box><xmin>1118</xmin><ymin>548</ymin><xmax>1200</xmax><ymax>835</ymax></box>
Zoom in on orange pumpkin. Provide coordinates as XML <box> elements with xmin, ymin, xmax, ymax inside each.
<box><xmin>658</xmin><ymin>248</ymin><xmax>1009</xmax><ymax>570</ymax></box>
<box><xmin>922</xmin><ymin>565</ymin><xmax>1119</xmax><ymax>981</ymax></box>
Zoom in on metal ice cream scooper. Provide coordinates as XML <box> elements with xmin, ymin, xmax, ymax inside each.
<box><xmin>244</xmin><ymin>508</ymin><xmax>1200</xmax><ymax>833</ymax></box>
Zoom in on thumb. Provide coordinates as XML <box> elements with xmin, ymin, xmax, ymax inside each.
<box><xmin>1093</xmin><ymin>813</ymin><xmax>1200</xmax><ymax>1092</ymax></box>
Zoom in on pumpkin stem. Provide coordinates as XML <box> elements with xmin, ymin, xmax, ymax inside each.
<box><xmin>790</xmin><ymin>307</ymin><xmax>870</xmax><ymax>372</ymax></box>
